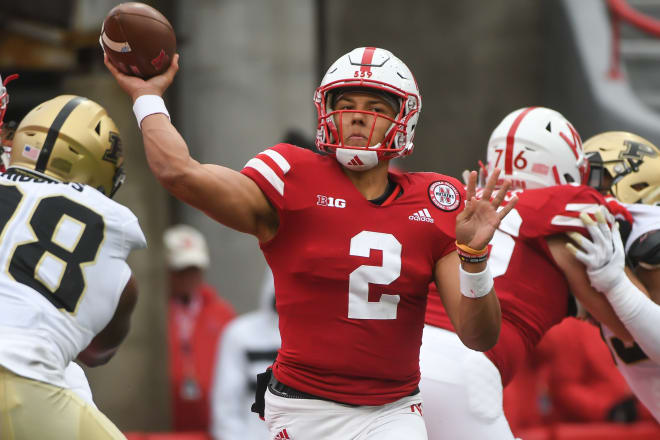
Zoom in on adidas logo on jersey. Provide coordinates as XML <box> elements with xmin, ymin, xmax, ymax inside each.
<box><xmin>274</xmin><ymin>428</ymin><xmax>291</xmax><ymax>439</ymax></box>
<box><xmin>409</xmin><ymin>208</ymin><xmax>434</xmax><ymax>223</ymax></box>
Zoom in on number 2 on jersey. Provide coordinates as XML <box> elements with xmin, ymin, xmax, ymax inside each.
<box><xmin>348</xmin><ymin>231</ymin><xmax>401</xmax><ymax>319</ymax></box>
<box><xmin>0</xmin><ymin>186</ymin><xmax>104</xmax><ymax>313</ymax></box>
<box><xmin>489</xmin><ymin>208</ymin><xmax>522</xmax><ymax>277</ymax></box>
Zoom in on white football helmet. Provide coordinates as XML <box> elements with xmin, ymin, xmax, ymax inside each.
<box><xmin>314</xmin><ymin>47</ymin><xmax>421</xmax><ymax>170</ymax></box>
<box><xmin>484</xmin><ymin>107</ymin><xmax>588</xmax><ymax>189</ymax></box>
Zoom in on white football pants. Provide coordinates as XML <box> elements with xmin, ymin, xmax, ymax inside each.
<box><xmin>419</xmin><ymin>325</ymin><xmax>517</xmax><ymax>440</ymax></box>
<box><xmin>264</xmin><ymin>386</ymin><xmax>427</xmax><ymax>439</ymax></box>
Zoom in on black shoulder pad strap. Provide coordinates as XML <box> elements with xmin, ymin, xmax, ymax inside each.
<box><xmin>617</xmin><ymin>219</ymin><xmax>633</xmax><ymax>246</ymax></box>
<box><xmin>628</xmin><ymin>229</ymin><xmax>660</xmax><ymax>268</ymax></box>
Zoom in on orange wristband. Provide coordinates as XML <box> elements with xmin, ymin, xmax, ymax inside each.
<box><xmin>455</xmin><ymin>241</ymin><xmax>488</xmax><ymax>256</ymax></box>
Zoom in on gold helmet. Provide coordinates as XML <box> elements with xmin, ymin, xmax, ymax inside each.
<box><xmin>584</xmin><ymin>131</ymin><xmax>660</xmax><ymax>205</ymax></box>
<box><xmin>10</xmin><ymin>95</ymin><xmax>125</xmax><ymax>197</ymax></box>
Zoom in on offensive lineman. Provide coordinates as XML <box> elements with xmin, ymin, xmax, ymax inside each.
<box><xmin>420</xmin><ymin>107</ymin><xmax>639</xmax><ymax>439</ymax></box>
<box><xmin>105</xmin><ymin>47</ymin><xmax>517</xmax><ymax>439</ymax></box>
<box><xmin>0</xmin><ymin>94</ymin><xmax>146</xmax><ymax>440</ymax></box>
<box><xmin>569</xmin><ymin>131</ymin><xmax>660</xmax><ymax>421</ymax></box>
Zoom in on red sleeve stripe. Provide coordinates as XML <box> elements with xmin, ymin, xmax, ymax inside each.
<box><xmin>244</xmin><ymin>158</ymin><xmax>285</xmax><ymax>196</ymax></box>
<box><xmin>505</xmin><ymin>107</ymin><xmax>537</xmax><ymax>175</ymax></box>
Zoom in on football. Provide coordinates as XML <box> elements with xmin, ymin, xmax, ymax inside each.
<box><xmin>100</xmin><ymin>2</ymin><xmax>176</xmax><ymax>78</ymax></box>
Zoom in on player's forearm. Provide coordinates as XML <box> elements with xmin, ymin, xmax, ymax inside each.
<box><xmin>449</xmin><ymin>260</ymin><xmax>501</xmax><ymax>351</ymax></box>
<box><xmin>605</xmin><ymin>275</ymin><xmax>660</xmax><ymax>363</ymax></box>
<box><xmin>78</xmin><ymin>276</ymin><xmax>137</xmax><ymax>367</ymax></box>
<box><xmin>455</xmin><ymin>288</ymin><xmax>501</xmax><ymax>352</ymax></box>
<box><xmin>141</xmin><ymin>115</ymin><xmax>199</xmax><ymax>190</ymax></box>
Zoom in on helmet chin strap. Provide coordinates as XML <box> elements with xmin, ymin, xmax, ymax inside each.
<box><xmin>335</xmin><ymin>147</ymin><xmax>379</xmax><ymax>171</ymax></box>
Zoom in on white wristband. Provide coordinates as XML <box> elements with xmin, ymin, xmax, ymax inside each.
<box><xmin>132</xmin><ymin>95</ymin><xmax>170</xmax><ymax>129</ymax></box>
<box><xmin>459</xmin><ymin>264</ymin><xmax>494</xmax><ymax>298</ymax></box>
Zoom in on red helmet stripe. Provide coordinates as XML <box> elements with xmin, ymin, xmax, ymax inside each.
<box><xmin>360</xmin><ymin>47</ymin><xmax>376</xmax><ymax>73</ymax></box>
<box><xmin>559</xmin><ymin>122</ymin><xmax>581</xmax><ymax>160</ymax></box>
<box><xmin>505</xmin><ymin>106</ymin><xmax>537</xmax><ymax>175</ymax></box>
<box><xmin>552</xmin><ymin>165</ymin><xmax>561</xmax><ymax>184</ymax></box>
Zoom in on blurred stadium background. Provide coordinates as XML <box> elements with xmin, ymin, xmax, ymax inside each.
<box><xmin>1</xmin><ymin>0</ymin><xmax>659</xmax><ymax>437</ymax></box>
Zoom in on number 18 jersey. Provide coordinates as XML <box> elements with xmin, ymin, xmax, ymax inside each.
<box><xmin>0</xmin><ymin>173</ymin><xmax>146</xmax><ymax>387</ymax></box>
<box><xmin>241</xmin><ymin>144</ymin><xmax>464</xmax><ymax>405</ymax></box>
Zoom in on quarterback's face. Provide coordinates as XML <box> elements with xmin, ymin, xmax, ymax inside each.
<box><xmin>333</xmin><ymin>92</ymin><xmax>396</xmax><ymax>148</ymax></box>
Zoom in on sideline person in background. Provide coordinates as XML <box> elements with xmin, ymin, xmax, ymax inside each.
<box><xmin>164</xmin><ymin>224</ymin><xmax>236</xmax><ymax>432</ymax></box>
<box><xmin>210</xmin><ymin>266</ymin><xmax>280</xmax><ymax>440</ymax></box>
<box><xmin>0</xmin><ymin>92</ymin><xmax>146</xmax><ymax>440</ymax></box>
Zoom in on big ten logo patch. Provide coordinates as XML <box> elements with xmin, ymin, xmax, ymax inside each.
<box><xmin>317</xmin><ymin>195</ymin><xmax>346</xmax><ymax>208</ymax></box>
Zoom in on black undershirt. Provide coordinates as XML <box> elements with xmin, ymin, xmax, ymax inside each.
<box><xmin>369</xmin><ymin>179</ymin><xmax>400</xmax><ymax>205</ymax></box>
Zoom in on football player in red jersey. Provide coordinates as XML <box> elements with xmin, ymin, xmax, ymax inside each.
<box><xmin>105</xmin><ymin>47</ymin><xmax>517</xmax><ymax>439</ymax></box>
<box><xmin>420</xmin><ymin>107</ymin><xmax>642</xmax><ymax>439</ymax></box>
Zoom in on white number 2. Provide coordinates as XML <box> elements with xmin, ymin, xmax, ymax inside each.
<box><xmin>489</xmin><ymin>208</ymin><xmax>522</xmax><ymax>278</ymax></box>
<box><xmin>348</xmin><ymin>231</ymin><xmax>401</xmax><ymax>320</ymax></box>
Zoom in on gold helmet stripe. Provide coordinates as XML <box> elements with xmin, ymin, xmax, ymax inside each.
<box><xmin>35</xmin><ymin>96</ymin><xmax>86</xmax><ymax>172</ymax></box>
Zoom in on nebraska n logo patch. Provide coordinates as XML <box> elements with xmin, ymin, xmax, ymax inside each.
<box><xmin>428</xmin><ymin>180</ymin><xmax>460</xmax><ymax>211</ymax></box>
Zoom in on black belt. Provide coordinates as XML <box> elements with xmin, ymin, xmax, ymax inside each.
<box><xmin>267</xmin><ymin>375</ymin><xmax>419</xmax><ymax>406</ymax></box>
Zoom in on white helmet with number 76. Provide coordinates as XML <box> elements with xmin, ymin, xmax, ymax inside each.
<box><xmin>483</xmin><ymin>107</ymin><xmax>588</xmax><ymax>190</ymax></box>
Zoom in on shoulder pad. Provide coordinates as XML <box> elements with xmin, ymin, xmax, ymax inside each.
<box><xmin>628</xmin><ymin>229</ymin><xmax>660</xmax><ymax>269</ymax></box>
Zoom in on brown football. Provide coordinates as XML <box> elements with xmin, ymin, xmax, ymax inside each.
<box><xmin>101</xmin><ymin>2</ymin><xmax>176</xmax><ymax>78</ymax></box>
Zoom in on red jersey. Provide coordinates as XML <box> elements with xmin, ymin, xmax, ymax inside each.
<box><xmin>426</xmin><ymin>184</ymin><xmax>619</xmax><ymax>386</ymax></box>
<box><xmin>241</xmin><ymin>144</ymin><xmax>464</xmax><ymax>405</ymax></box>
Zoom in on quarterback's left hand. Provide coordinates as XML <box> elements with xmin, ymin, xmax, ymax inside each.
<box><xmin>455</xmin><ymin>168</ymin><xmax>518</xmax><ymax>250</ymax></box>
<box><xmin>566</xmin><ymin>207</ymin><xmax>626</xmax><ymax>293</ymax></box>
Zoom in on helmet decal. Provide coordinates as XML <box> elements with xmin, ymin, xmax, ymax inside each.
<box><xmin>103</xmin><ymin>131</ymin><xmax>123</xmax><ymax>165</ymax></box>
